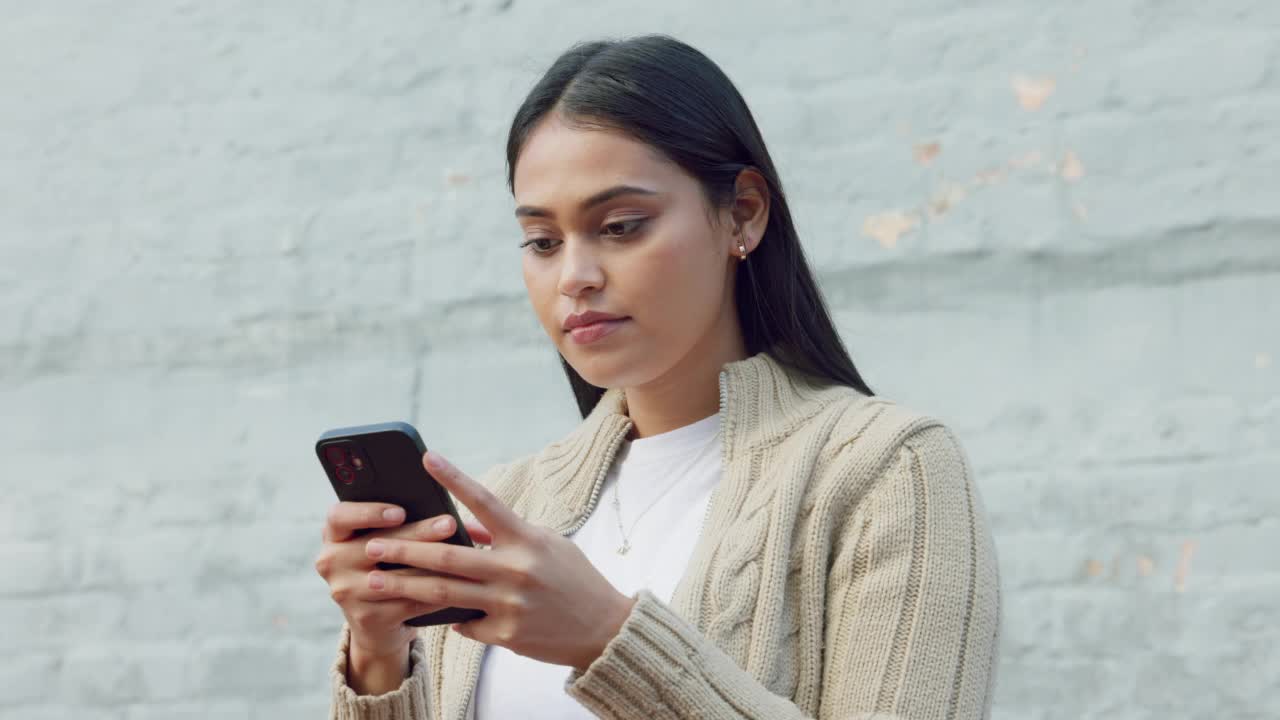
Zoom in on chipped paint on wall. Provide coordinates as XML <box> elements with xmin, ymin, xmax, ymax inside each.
<box><xmin>1174</xmin><ymin>540</ymin><xmax>1197</xmax><ymax>592</ymax></box>
<box><xmin>1059</xmin><ymin>151</ymin><xmax>1085</xmax><ymax>181</ymax></box>
<box><xmin>862</xmin><ymin>210</ymin><xmax>919</xmax><ymax>249</ymax></box>
<box><xmin>1012</xmin><ymin>74</ymin><xmax>1056</xmax><ymax>110</ymax></box>
<box><xmin>870</xmin><ymin>144</ymin><xmax>1086</xmax><ymax>244</ymax></box>
<box><xmin>914</xmin><ymin>141</ymin><xmax>941</xmax><ymax>165</ymax></box>
<box><xmin>1007</xmin><ymin>150</ymin><xmax>1044</xmax><ymax>170</ymax></box>
<box><xmin>927</xmin><ymin>183</ymin><xmax>967</xmax><ymax>219</ymax></box>
<box><xmin>1136</xmin><ymin>555</ymin><xmax>1154</xmax><ymax>577</ymax></box>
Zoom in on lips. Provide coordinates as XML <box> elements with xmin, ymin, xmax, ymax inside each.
<box><xmin>565</xmin><ymin>317</ymin><xmax>628</xmax><ymax>344</ymax></box>
<box><xmin>562</xmin><ymin>310</ymin><xmax>628</xmax><ymax>331</ymax></box>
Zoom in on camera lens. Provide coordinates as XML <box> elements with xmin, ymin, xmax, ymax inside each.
<box><xmin>325</xmin><ymin>445</ymin><xmax>349</xmax><ymax>466</ymax></box>
<box><xmin>336</xmin><ymin>466</ymin><xmax>356</xmax><ymax>484</ymax></box>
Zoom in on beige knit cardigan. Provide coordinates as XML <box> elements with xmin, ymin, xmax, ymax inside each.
<box><xmin>329</xmin><ymin>350</ymin><xmax>1001</xmax><ymax>719</ymax></box>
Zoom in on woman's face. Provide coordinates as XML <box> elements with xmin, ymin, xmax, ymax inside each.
<box><xmin>512</xmin><ymin>114</ymin><xmax>740</xmax><ymax>390</ymax></box>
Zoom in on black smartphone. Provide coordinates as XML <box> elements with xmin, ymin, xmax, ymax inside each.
<box><xmin>315</xmin><ymin>421</ymin><xmax>486</xmax><ymax>627</ymax></box>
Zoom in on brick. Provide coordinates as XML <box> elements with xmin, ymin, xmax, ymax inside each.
<box><xmin>1105</xmin><ymin>31</ymin><xmax>1271</xmax><ymax>109</ymax></box>
<box><xmin>75</xmin><ymin>529</ymin><xmax>207</xmax><ymax>590</ymax></box>
<box><xmin>124</xmin><ymin>702</ymin><xmax>252</xmax><ymax>720</ymax></box>
<box><xmin>193</xmin><ymin>640</ymin><xmax>306</xmax><ymax>696</ymax></box>
<box><xmin>0</xmin><ymin>592</ymin><xmax>128</xmax><ymax>652</ymax></box>
<box><xmin>59</xmin><ymin>646</ymin><xmax>143</xmax><ymax>705</ymax></box>
<box><xmin>0</xmin><ymin>542</ymin><xmax>76</xmax><ymax>594</ymax></box>
<box><xmin>120</xmin><ymin>584</ymin><xmax>256</xmax><ymax>643</ymax></box>
<box><xmin>0</xmin><ymin>653</ymin><xmax>60</xmax><ymax>705</ymax></box>
<box><xmin>7</xmin><ymin>707</ymin><xmax>123</xmax><ymax>720</ymax></box>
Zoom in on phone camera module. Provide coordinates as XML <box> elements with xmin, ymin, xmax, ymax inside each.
<box><xmin>325</xmin><ymin>445</ymin><xmax>350</xmax><ymax>466</ymax></box>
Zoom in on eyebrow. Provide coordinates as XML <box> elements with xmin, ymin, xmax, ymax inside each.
<box><xmin>514</xmin><ymin>185</ymin><xmax>661</xmax><ymax>219</ymax></box>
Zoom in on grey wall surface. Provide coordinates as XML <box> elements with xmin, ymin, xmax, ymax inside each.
<box><xmin>2</xmin><ymin>1</ymin><xmax>1277</xmax><ymax>718</ymax></box>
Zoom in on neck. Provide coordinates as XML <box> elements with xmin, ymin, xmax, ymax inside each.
<box><xmin>622</xmin><ymin>332</ymin><xmax>747</xmax><ymax>440</ymax></box>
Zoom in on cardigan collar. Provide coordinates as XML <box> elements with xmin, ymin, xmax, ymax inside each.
<box><xmin>528</xmin><ymin>349</ymin><xmax>836</xmax><ymax>534</ymax></box>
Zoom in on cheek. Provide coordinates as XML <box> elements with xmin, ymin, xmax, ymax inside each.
<box><xmin>522</xmin><ymin>259</ymin><xmax>559</xmax><ymax>330</ymax></box>
<box><xmin>632</xmin><ymin>235</ymin><xmax>724</xmax><ymax>331</ymax></box>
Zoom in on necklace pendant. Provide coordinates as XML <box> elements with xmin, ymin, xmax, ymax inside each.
<box><xmin>617</xmin><ymin>541</ymin><xmax>630</xmax><ymax>555</ymax></box>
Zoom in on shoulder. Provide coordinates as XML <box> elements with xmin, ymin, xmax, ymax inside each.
<box><xmin>788</xmin><ymin>385</ymin><xmax>973</xmax><ymax>510</ymax></box>
<box><xmin>797</xmin><ymin>391</ymin><xmax>994</xmax><ymax>589</ymax></box>
<box><xmin>788</xmin><ymin>383</ymin><xmax>960</xmax><ymax>465</ymax></box>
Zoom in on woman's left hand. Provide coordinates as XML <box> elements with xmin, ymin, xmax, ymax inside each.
<box><xmin>361</xmin><ymin>449</ymin><xmax>636</xmax><ymax>672</ymax></box>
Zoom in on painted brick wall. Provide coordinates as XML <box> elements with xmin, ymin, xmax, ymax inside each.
<box><xmin>2</xmin><ymin>1</ymin><xmax>1276</xmax><ymax>718</ymax></box>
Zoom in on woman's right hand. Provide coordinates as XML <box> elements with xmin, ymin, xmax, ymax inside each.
<box><xmin>315</xmin><ymin>502</ymin><xmax>493</xmax><ymax>691</ymax></box>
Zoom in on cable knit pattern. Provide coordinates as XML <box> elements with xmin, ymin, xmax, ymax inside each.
<box><xmin>327</xmin><ymin>350</ymin><xmax>1001</xmax><ymax>720</ymax></box>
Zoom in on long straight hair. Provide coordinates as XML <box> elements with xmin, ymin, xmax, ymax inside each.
<box><xmin>505</xmin><ymin>34</ymin><xmax>874</xmax><ymax>418</ymax></box>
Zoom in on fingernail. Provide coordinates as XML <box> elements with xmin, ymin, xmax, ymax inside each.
<box><xmin>366</xmin><ymin>540</ymin><xmax>385</xmax><ymax>558</ymax></box>
<box><xmin>434</xmin><ymin>517</ymin><xmax>452</xmax><ymax>533</ymax></box>
<box><xmin>383</xmin><ymin>507</ymin><xmax>405</xmax><ymax>522</ymax></box>
<box><xmin>368</xmin><ymin>573</ymin><xmax>385</xmax><ymax>590</ymax></box>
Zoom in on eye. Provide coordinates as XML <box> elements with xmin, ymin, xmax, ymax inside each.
<box><xmin>518</xmin><ymin>237</ymin><xmax>561</xmax><ymax>254</ymax></box>
<box><xmin>518</xmin><ymin>218</ymin><xmax>647</xmax><ymax>256</ymax></box>
<box><xmin>602</xmin><ymin>218</ymin><xmax>647</xmax><ymax>238</ymax></box>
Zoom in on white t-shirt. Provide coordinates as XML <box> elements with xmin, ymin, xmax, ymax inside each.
<box><xmin>471</xmin><ymin>412</ymin><xmax>723</xmax><ymax>720</ymax></box>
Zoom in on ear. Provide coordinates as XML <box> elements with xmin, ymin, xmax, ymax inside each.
<box><xmin>729</xmin><ymin>167</ymin><xmax>770</xmax><ymax>255</ymax></box>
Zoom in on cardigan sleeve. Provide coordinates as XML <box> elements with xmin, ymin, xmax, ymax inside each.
<box><xmin>329</xmin><ymin>622</ymin><xmax>435</xmax><ymax>720</ymax></box>
<box><xmin>561</xmin><ymin>422</ymin><xmax>1001</xmax><ymax>720</ymax></box>
<box><xmin>818</xmin><ymin>423</ymin><xmax>1002</xmax><ymax>718</ymax></box>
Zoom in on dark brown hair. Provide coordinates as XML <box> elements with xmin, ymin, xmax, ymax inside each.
<box><xmin>506</xmin><ymin>34</ymin><xmax>874</xmax><ymax>417</ymax></box>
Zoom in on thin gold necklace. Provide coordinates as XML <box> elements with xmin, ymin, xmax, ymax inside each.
<box><xmin>611</xmin><ymin>471</ymin><xmax>685</xmax><ymax>555</ymax></box>
<box><xmin>610</xmin><ymin>428</ymin><xmax>720</xmax><ymax>555</ymax></box>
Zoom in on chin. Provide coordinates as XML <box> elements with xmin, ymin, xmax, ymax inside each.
<box><xmin>560</xmin><ymin>347</ymin><xmax>657</xmax><ymax>390</ymax></box>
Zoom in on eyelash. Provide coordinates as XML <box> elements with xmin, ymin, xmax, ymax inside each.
<box><xmin>519</xmin><ymin>218</ymin><xmax>648</xmax><ymax>255</ymax></box>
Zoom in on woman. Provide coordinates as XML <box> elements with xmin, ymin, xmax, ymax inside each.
<box><xmin>317</xmin><ymin>34</ymin><xmax>1001</xmax><ymax>720</ymax></box>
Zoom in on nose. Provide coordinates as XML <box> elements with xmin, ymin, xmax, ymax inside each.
<box><xmin>557</xmin><ymin>237</ymin><xmax>605</xmax><ymax>298</ymax></box>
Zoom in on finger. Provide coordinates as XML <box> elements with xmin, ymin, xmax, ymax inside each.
<box><xmin>450</xmin><ymin>620</ymin><xmax>480</xmax><ymax>641</ymax></box>
<box><xmin>376</xmin><ymin>514</ymin><xmax>465</xmax><ymax>543</ymax></box>
<box><xmin>412</xmin><ymin>515</ymin><xmax>493</xmax><ymax>546</ymax></box>
<box><xmin>365</xmin><ymin>598</ymin><xmax>442</xmax><ymax>626</ymax></box>
<box><xmin>343</xmin><ymin>597</ymin><xmax>439</xmax><ymax>631</ymax></box>
<box><xmin>368</xmin><ymin>569</ymin><xmax>491</xmax><ymax>612</ymax></box>
<box><xmin>463</xmin><ymin>518</ymin><xmax>493</xmax><ymax>546</ymax></box>
<box><xmin>423</xmin><ymin>451</ymin><xmax>525</xmax><ymax>541</ymax></box>
<box><xmin>449</xmin><ymin>617</ymin><xmax>503</xmax><ymax>647</ymax></box>
<box><xmin>394</xmin><ymin>599</ymin><xmax>447</xmax><ymax>624</ymax></box>
<box><xmin>315</xmin><ymin>537</ymin><xmax>381</xmax><ymax>580</ymax></box>
<box><xmin>325</xmin><ymin>502</ymin><xmax>406</xmax><ymax>542</ymax></box>
<box><xmin>365</xmin><ymin>536</ymin><xmax>503</xmax><ymax>582</ymax></box>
